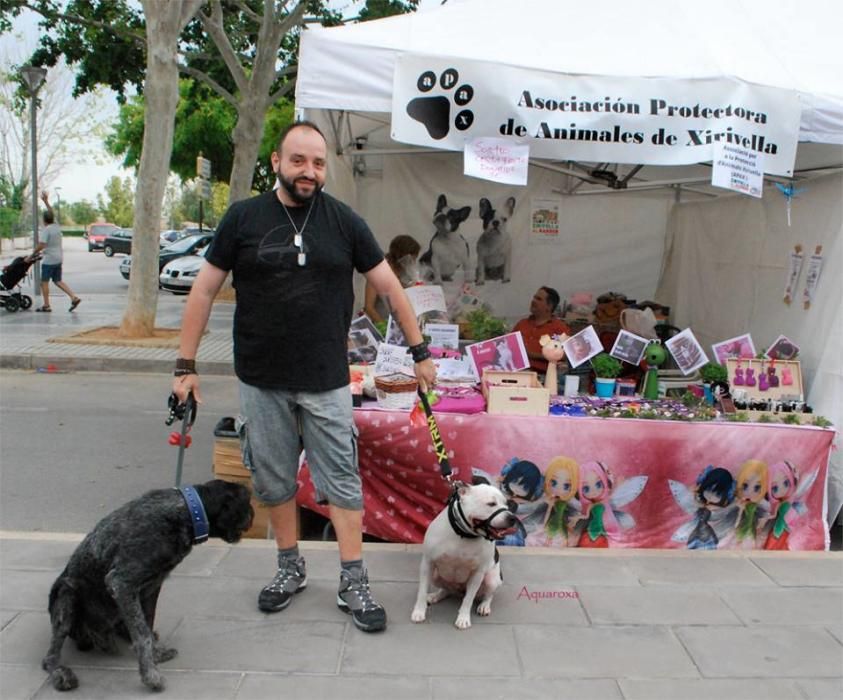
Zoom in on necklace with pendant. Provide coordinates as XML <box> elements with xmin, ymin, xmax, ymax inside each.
<box><xmin>281</xmin><ymin>197</ymin><xmax>315</xmax><ymax>267</ymax></box>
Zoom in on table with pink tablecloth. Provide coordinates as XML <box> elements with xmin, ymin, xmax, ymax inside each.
<box><xmin>298</xmin><ymin>410</ymin><xmax>834</xmax><ymax>550</ymax></box>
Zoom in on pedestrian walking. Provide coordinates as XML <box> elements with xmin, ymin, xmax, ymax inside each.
<box><xmin>33</xmin><ymin>191</ymin><xmax>81</xmax><ymax>313</ymax></box>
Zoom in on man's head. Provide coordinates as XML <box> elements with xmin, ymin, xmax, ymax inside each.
<box><xmin>271</xmin><ymin>121</ymin><xmax>327</xmax><ymax>205</ymax></box>
<box><xmin>529</xmin><ymin>286</ymin><xmax>559</xmax><ymax>320</ymax></box>
<box><xmin>43</xmin><ymin>209</ymin><xmax>54</xmax><ymax>225</ymax></box>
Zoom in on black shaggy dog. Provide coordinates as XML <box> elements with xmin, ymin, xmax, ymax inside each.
<box><xmin>42</xmin><ymin>479</ymin><xmax>253</xmax><ymax>692</ymax></box>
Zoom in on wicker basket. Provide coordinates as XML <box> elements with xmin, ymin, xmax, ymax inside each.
<box><xmin>374</xmin><ymin>373</ymin><xmax>418</xmax><ymax>410</ymax></box>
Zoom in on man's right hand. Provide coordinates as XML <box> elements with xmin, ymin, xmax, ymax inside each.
<box><xmin>172</xmin><ymin>374</ymin><xmax>201</xmax><ymax>404</ymax></box>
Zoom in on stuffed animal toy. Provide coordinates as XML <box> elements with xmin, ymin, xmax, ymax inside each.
<box><xmin>540</xmin><ymin>333</ymin><xmax>569</xmax><ymax>394</ymax></box>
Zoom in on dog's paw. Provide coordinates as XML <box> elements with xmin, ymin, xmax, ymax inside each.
<box><xmin>406</xmin><ymin>69</ymin><xmax>474</xmax><ymax>140</ymax></box>
<box><xmin>154</xmin><ymin>645</ymin><xmax>178</xmax><ymax>663</ymax></box>
<box><xmin>454</xmin><ymin>614</ymin><xmax>472</xmax><ymax>630</ymax></box>
<box><xmin>410</xmin><ymin>606</ymin><xmax>427</xmax><ymax>623</ymax></box>
<box><xmin>476</xmin><ymin>601</ymin><xmax>492</xmax><ymax>616</ymax></box>
<box><xmin>142</xmin><ymin>667</ymin><xmax>166</xmax><ymax>692</ymax></box>
<box><xmin>49</xmin><ymin>666</ymin><xmax>79</xmax><ymax>691</ymax></box>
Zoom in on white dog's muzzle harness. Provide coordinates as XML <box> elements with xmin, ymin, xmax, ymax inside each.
<box><xmin>446</xmin><ymin>488</ymin><xmax>516</xmax><ymax>541</ymax></box>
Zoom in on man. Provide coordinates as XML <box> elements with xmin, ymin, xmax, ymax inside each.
<box><xmin>172</xmin><ymin>121</ymin><xmax>436</xmax><ymax>633</ymax></box>
<box><xmin>33</xmin><ymin>192</ymin><xmax>81</xmax><ymax>313</ymax></box>
<box><xmin>512</xmin><ymin>287</ymin><xmax>569</xmax><ymax>374</ymax></box>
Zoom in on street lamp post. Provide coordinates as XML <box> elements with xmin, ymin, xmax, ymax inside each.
<box><xmin>55</xmin><ymin>186</ymin><xmax>62</xmax><ymax>224</ymax></box>
<box><xmin>20</xmin><ymin>65</ymin><xmax>47</xmax><ymax>295</ymax></box>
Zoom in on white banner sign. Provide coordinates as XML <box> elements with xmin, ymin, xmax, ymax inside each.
<box><xmin>711</xmin><ymin>142</ymin><xmax>764</xmax><ymax>197</ymax></box>
<box><xmin>464</xmin><ymin>137</ymin><xmax>529</xmax><ymax>185</ymax></box>
<box><xmin>392</xmin><ymin>54</ymin><xmax>801</xmax><ymax>176</ymax></box>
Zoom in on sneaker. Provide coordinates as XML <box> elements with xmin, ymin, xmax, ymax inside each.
<box><xmin>336</xmin><ymin>569</ymin><xmax>387</xmax><ymax>632</ymax></box>
<box><xmin>257</xmin><ymin>556</ymin><xmax>307</xmax><ymax>612</ymax></box>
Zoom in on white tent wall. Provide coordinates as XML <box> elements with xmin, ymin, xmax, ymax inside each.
<box><xmin>657</xmin><ymin>172</ymin><xmax>843</xmax><ymax>521</ymax></box>
<box><xmin>353</xmin><ymin>150</ymin><xmax>673</xmax><ymax>321</ymax></box>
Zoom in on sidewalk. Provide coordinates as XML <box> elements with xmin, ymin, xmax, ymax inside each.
<box><xmin>1</xmin><ymin>534</ymin><xmax>841</xmax><ymax>700</ymax></box>
<box><xmin>0</xmin><ymin>294</ymin><xmax>234</xmax><ymax>375</ymax></box>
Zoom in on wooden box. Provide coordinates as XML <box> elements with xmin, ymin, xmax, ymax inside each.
<box><xmin>482</xmin><ymin>370</ymin><xmax>549</xmax><ymax>416</ymax></box>
<box><xmin>725</xmin><ymin>358</ymin><xmax>804</xmax><ymax>402</ymax></box>
<box><xmin>212</xmin><ymin>437</ymin><xmax>279</xmax><ymax>540</ymax></box>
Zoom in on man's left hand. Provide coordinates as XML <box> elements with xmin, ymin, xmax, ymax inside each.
<box><xmin>414</xmin><ymin>358</ymin><xmax>436</xmax><ymax>393</ymax></box>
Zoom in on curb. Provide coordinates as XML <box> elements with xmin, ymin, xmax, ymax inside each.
<box><xmin>0</xmin><ymin>353</ymin><xmax>235</xmax><ymax>376</ymax></box>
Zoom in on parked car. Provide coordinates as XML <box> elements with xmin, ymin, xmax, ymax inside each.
<box><xmin>86</xmin><ymin>223</ymin><xmax>118</xmax><ymax>252</ymax></box>
<box><xmin>159</xmin><ymin>247</ymin><xmax>207</xmax><ymax>294</ymax></box>
<box><xmin>119</xmin><ymin>233</ymin><xmax>214</xmax><ymax>281</ymax></box>
<box><xmin>103</xmin><ymin>228</ymin><xmax>133</xmax><ymax>257</ymax></box>
<box><xmin>159</xmin><ymin>229</ymin><xmax>183</xmax><ymax>246</ymax></box>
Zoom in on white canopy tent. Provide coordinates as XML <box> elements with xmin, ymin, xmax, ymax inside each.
<box><xmin>294</xmin><ymin>0</ymin><xmax>843</xmax><ymax>520</ymax></box>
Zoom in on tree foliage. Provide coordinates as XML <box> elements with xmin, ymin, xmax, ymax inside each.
<box><xmin>67</xmin><ymin>198</ymin><xmax>98</xmax><ymax>226</ymax></box>
<box><xmin>96</xmin><ymin>175</ymin><xmax>133</xmax><ymax>226</ymax></box>
<box><xmin>104</xmin><ymin>79</ymin><xmax>293</xmax><ymax>190</ymax></box>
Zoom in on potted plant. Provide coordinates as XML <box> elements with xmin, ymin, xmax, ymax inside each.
<box><xmin>590</xmin><ymin>353</ymin><xmax>622</xmax><ymax>398</ymax></box>
<box><xmin>700</xmin><ymin>362</ymin><xmax>728</xmax><ymax>385</ymax></box>
<box><xmin>465</xmin><ymin>308</ymin><xmax>509</xmax><ymax>341</ymax></box>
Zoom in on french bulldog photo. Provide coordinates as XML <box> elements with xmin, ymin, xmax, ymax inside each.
<box><xmin>411</xmin><ymin>483</ymin><xmax>522</xmax><ymax>629</ymax></box>
<box><xmin>419</xmin><ymin>194</ymin><xmax>472</xmax><ymax>284</ymax></box>
<box><xmin>475</xmin><ymin>196</ymin><xmax>515</xmax><ymax>285</ymax></box>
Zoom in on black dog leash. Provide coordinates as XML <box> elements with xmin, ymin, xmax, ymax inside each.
<box><xmin>416</xmin><ymin>387</ymin><xmax>454</xmax><ymax>485</ymax></box>
<box><xmin>165</xmin><ymin>392</ymin><xmax>197</xmax><ymax>487</ymax></box>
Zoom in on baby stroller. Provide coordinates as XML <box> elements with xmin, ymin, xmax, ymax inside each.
<box><xmin>1</xmin><ymin>252</ymin><xmax>41</xmax><ymax>313</ymax></box>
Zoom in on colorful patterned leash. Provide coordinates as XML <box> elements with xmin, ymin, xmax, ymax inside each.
<box><xmin>416</xmin><ymin>387</ymin><xmax>454</xmax><ymax>486</ymax></box>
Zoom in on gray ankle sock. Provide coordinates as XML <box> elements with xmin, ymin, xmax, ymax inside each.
<box><xmin>277</xmin><ymin>546</ymin><xmax>300</xmax><ymax>567</ymax></box>
<box><xmin>341</xmin><ymin>559</ymin><xmax>364</xmax><ymax>577</ymax></box>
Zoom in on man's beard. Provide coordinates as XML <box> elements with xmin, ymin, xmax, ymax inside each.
<box><xmin>278</xmin><ymin>172</ymin><xmax>322</xmax><ymax>205</ymax></box>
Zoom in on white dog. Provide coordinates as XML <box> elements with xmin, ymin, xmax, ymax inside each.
<box><xmin>475</xmin><ymin>196</ymin><xmax>515</xmax><ymax>285</ymax></box>
<box><xmin>494</xmin><ymin>339</ymin><xmax>515</xmax><ymax>371</ymax></box>
<box><xmin>419</xmin><ymin>194</ymin><xmax>472</xmax><ymax>284</ymax></box>
<box><xmin>411</xmin><ymin>483</ymin><xmax>521</xmax><ymax>629</ymax></box>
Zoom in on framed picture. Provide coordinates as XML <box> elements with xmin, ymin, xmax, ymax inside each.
<box><xmin>711</xmin><ymin>333</ymin><xmax>756</xmax><ymax>365</ymax></box>
<box><xmin>610</xmin><ymin>329</ymin><xmax>648</xmax><ymax>366</ymax></box>
<box><xmin>347</xmin><ymin>315</ymin><xmax>383</xmax><ymax>364</ymax></box>
<box><xmin>466</xmin><ymin>332</ymin><xmax>529</xmax><ymax>380</ymax></box>
<box><xmin>563</xmin><ymin>325</ymin><xmax>602</xmax><ymax>369</ymax></box>
<box><xmin>665</xmin><ymin>328</ymin><xmax>708</xmax><ymax>375</ymax></box>
<box><xmin>765</xmin><ymin>334</ymin><xmax>800</xmax><ymax>360</ymax></box>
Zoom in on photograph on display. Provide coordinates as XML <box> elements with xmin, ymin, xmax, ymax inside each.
<box><xmin>765</xmin><ymin>334</ymin><xmax>800</xmax><ymax>360</ymax></box>
<box><xmin>665</xmin><ymin>328</ymin><xmax>708</xmax><ymax>375</ymax></box>
<box><xmin>385</xmin><ymin>285</ymin><xmax>449</xmax><ymax>346</ymax></box>
<box><xmin>348</xmin><ymin>315</ymin><xmax>383</xmax><ymax>364</ymax></box>
<box><xmin>563</xmin><ymin>325</ymin><xmax>602</xmax><ymax>369</ymax></box>
<box><xmin>711</xmin><ymin>333</ymin><xmax>756</xmax><ymax>365</ymax></box>
<box><xmin>466</xmin><ymin>332</ymin><xmax>529</xmax><ymax>380</ymax></box>
<box><xmin>610</xmin><ymin>329</ymin><xmax>649</xmax><ymax>366</ymax></box>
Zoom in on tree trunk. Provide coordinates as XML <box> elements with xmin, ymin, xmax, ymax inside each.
<box><xmin>119</xmin><ymin>0</ymin><xmax>203</xmax><ymax>337</ymax></box>
<box><xmin>228</xmin><ymin>97</ymin><xmax>268</xmax><ymax>204</ymax></box>
<box><xmin>216</xmin><ymin>92</ymin><xmax>272</xmax><ymax>302</ymax></box>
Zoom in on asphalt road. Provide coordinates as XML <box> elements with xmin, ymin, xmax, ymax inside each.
<box><xmin>0</xmin><ymin>371</ymin><xmax>240</xmax><ymax>532</ymax></box>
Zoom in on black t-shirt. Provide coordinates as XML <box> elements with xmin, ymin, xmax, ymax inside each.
<box><xmin>206</xmin><ymin>190</ymin><xmax>384</xmax><ymax>391</ymax></box>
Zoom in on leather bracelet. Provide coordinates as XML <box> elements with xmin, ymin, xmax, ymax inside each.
<box><xmin>408</xmin><ymin>342</ymin><xmax>431</xmax><ymax>363</ymax></box>
<box><xmin>175</xmin><ymin>358</ymin><xmax>196</xmax><ymax>371</ymax></box>
<box><xmin>174</xmin><ymin>368</ymin><xmax>197</xmax><ymax>377</ymax></box>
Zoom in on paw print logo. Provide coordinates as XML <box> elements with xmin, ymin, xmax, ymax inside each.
<box><xmin>406</xmin><ymin>68</ymin><xmax>474</xmax><ymax>140</ymax></box>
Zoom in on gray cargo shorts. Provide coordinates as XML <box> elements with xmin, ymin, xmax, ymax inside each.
<box><xmin>237</xmin><ymin>381</ymin><xmax>362</xmax><ymax>510</ymax></box>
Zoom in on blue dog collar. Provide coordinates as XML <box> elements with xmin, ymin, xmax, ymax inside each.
<box><xmin>178</xmin><ymin>486</ymin><xmax>209</xmax><ymax>544</ymax></box>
